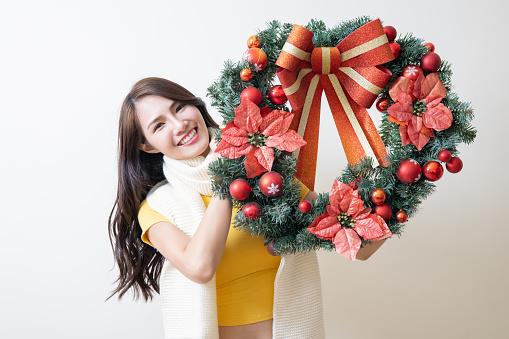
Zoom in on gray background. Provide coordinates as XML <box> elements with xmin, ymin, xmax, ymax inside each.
<box><xmin>1</xmin><ymin>0</ymin><xmax>507</xmax><ymax>338</ymax></box>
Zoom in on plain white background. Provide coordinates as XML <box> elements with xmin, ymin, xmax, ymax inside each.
<box><xmin>1</xmin><ymin>0</ymin><xmax>508</xmax><ymax>338</ymax></box>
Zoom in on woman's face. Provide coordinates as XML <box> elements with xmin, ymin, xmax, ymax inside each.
<box><xmin>136</xmin><ymin>95</ymin><xmax>210</xmax><ymax>160</ymax></box>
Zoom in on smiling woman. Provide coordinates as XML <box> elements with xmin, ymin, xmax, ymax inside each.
<box><xmin>108</xmin><ymin>77</ymin><xmax>220</xmax><ymax>301</ymax></box>
<box><xmin>108</xmin><ymin>77</ymin><xmax>324</xmax><ymax>339</ymax></box>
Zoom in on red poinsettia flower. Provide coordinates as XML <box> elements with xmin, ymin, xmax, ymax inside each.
<box><xmin>306</xmin><ymin>180</ymin><xmax>392</xmax><ymax>260</ymax></box>
<box><xmin>387</xmin><ymin>72</ymin><xmax>453</xmax><ymax>150</ymax></box>
<box><xmin>215</xmin><ymin>100</ymin><xmax>306</xmax><ymax>178</ymax></box>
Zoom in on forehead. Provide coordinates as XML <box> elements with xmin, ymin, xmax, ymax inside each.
<box><xmin>136</xmin><ymin>95</ymin><xmax>174</xmax><ymax>121</ymax></box>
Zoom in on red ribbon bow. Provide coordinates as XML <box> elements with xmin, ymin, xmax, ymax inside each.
<box><xmin>276</xmin><ymin>19</ymin><xmax>394</xmax><ymax>190</ymax></box>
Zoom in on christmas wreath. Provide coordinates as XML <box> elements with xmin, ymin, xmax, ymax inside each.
<box><xmin>207</xmin><ymin>16</ymin><xmax>476</xmax><ymax>260</ymax></box>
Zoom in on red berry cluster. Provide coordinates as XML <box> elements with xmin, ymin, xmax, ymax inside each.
<box><xmin>230</xmin><ymin>171</ymin><xmax>287</xmax><ymax>220</ymax></box>
<box><xmin>239</xmin><ymin>35</ymin><xmax>288</xmax><ymax>106</ymax></box>
<box><xmin>371</xmin><ymin>150</ymin><xmax>464</xmax><ymax>223</ymax></box>
<box><xmin>438</xmin><ymin>149</ymin><xmax>463</xmax><ymax>173</ymax></box>
<box><xmin>230</xmin><ymin>170</ymin><xmax>297</xmax><ymax>257</ymax></box>
<box><xmin>384</xmin><ymin>25</ymin><xmax>442</xmax><ymax>73</ymax></box>
<box><xmin>384</xmin><ymin>26</ymin><xmax>400</xmax><ymax>59</ymax></box>
<box><xmin>370</xmin><ymin>187</ymin><xmax>408</xmax><ymax>223</ymax></box>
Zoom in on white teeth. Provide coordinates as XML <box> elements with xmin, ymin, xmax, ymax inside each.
<box><xmin>178</xmin><ymin>128</ymin><xmax>197</xmax><ymax>146</ymax></box>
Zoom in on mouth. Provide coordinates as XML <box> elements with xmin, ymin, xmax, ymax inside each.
<box><xmin>178</xmin><ymin>127</ymin><xmax>198</xmax><ymax>146</ymax></box>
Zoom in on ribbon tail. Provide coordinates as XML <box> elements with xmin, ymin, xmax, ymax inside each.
<box><xmin>292</xmin><ymin>75</ymin><xmax>322</xmax><ymax>191</ymax></box>
<box><xmin>354</xmin><ymin>104</ymin><xmax>388</xmax><ymax>166</ymax></box>
<box><xmin>322</xmin><ymin>75</ymin><xmax>387</xmax><ymax>167</ymax></box>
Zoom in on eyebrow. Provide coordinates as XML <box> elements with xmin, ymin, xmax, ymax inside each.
<box><xmin>146</xmin><ymin>101</ymin><xmax>181</xmax><ymax>130</ymax></box>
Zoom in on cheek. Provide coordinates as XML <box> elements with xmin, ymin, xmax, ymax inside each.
<box><xmin>191</xmin><ymin>108</ymin><xmax>206</xmax><ymax>125</ymax></box>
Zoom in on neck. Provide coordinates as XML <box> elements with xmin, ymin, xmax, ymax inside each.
<box><xmin>162</xmin><ymin>148</ymin><xmax>215</xmax><ymax>196</ymax></box>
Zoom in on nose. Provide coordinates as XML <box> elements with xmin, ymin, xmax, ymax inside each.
<box><xmin>170</xmin><ymin>116</ymin><xmax>188</xmax><ymax>135</ymax></box>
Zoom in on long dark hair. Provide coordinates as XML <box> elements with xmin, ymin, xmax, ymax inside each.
<box><xmin>108</xmin><ymin>77</ymin><xmax>218</xmax><ymax>300</ymax></box>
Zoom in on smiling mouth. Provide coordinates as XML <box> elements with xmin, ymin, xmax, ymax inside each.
<box><xmin>178</xmin><ymin>128</ymin><xmax>198</xmax><ymax>146</ymax></box>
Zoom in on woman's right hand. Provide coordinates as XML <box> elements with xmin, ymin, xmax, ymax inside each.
<box><xmin>146</xmin><ymin>195</ymin><xmax>232</xmax><ymax>284</ymax></box>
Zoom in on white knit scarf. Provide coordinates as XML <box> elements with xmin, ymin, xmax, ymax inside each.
<box><xmin>147</xmin><ymin>148</ymin><xmax>325</xmax><ymax>339</ymax></box>
<box><xmin>147</xmin><ymin>148</ymin><xmax>218</xmax><ymax>338</ymax></box>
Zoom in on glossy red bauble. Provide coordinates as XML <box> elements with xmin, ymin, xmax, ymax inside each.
<box><xmin>438</xmin><ymin>149</ymin><xmax>452</xmax><ymax>162</ymax></box>
<box><xmin>247</xmin><ymin>35</ymin><xmax>261</xmax><ymax>48</ymax></box>
<box><xmin>446</xmin><ymin>157</ymin><xmax>463</xmax><ymax>173</ymax></box>
<box><xmin>243</xmin><ymin>47</ymin><xmax>268</xmax><ymax>71</ymax></box>
<box><xmin>371</xmin><ymin>188</ymin><xmax>386</xmax><ymax>205</ymax></box>
<box><xmin>298</xmin><ymin>200</ymin><xmax>312</xmax><ymax>213</ymax></box>
<box><xmin>384</xmin><ymin>26</ymin><xmax>397</xmax><ymax>41</ymax></box>
<box><xmin>241</xmin><ymin>87</ymin><xmax>262</xmax><ymax>105</ymax></box>
<box><xmin>267</xmin><ymin>85</ymin><xmax>288</xmax><ymax>105</ymax></box>
<box><xmin>402</xmin><ymin>65</ymin><xmax>423</xmax><ymax>82</ymax></box>
<box><xmin>376</xmin><ymin>98</ymin><xmax>389</xmax><ymax>112</ymax></box>
<box><xmin>396</xmin><ymin>210</ymin><xmax>408</xmax><ymax>223</ymax></box>
<box><xmin>374</xmin><ymin>203</ymin><xmax>393</xmax><ymax>221</ymax></box>
<box><xmin>421</xmin><ymin>52</ymin><xmax>441</xmax><ymax>72</ymax></box>
<box><xmin>422</xmin><ymin>161</ymin><xmax>444</xmax><ymax>181</ymax></box>
<box><xmin>424</xmin><ymin>42</ymin><xmax>435</xmax><ymax>52</ymax></box>
<box><xmin>229</xmin><ymin>178</ymin><xmax>252</xmax><ymax>200</ymax></box>
<box><xmin>390</xmin><ymin>42</ymin><xmax>401</xmax><ymax>59</ymax></box>
<box><xmin>240</xmin><ymin>68</ymin><xmax>253</xmax><ymax>81</ymax></box>
<box><xmin>259</xmin><ymin>171</ymin><xmax>284</xmax><ymax>197</ymax></box>
<box><xmin>267</xmin><ymin>241</ymin><xmax>277</xmax><ymax>256</ymax></box>
<box><xmin>396</xmin><ymin>159</ymin><xmax>422</xmax><ymax>184</ymax></box>
<box><xmin>242</xmin><ymin>202</ymin><xmax>262</xmax><ymax>219</ymax></box>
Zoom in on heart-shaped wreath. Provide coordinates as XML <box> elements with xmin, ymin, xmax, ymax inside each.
<box><xmin>207</xmin><ymin>16</ymin><xmax>475</xmax><ymax>260</ymax></box>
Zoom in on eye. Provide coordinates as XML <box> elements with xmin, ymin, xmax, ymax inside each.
<box><xmin>153</xmin><ymin>122</ymin><xmax>164</xmax><ymax>132</ymax></box>
<box><xmin>176</xmin><ymin>103</ymin><xmax>186</xmax><ymax>112</ymax></box>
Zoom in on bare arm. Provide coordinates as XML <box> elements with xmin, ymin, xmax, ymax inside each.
<box><xmin>303</xmin><ymin>190</ymin><xmax>386</xmax><ymax>261</ymax></box>
<box><xmin>146</xmin><ymin>195</ymin><xmax>232</xmax><ymax>284</ymax></box>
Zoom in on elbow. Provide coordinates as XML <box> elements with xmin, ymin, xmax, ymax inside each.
<box><xmin>193</xmin><ymin>270</ymin><xmax>215</xmax><ymax>285</ymax></box>
<box><xmin>186</xmin><ymin>263</ymin><xmax>216</xmax><ymax>285</ymax></box>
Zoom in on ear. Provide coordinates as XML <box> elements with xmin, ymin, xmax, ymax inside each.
<box><xmin>139</xmin><ymin>143</ymin><xmax>159</xmax><ymax>154</ymax></box>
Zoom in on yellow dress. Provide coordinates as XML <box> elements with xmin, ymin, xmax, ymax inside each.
<box><xmin>138</xmin><ymin>183</ymin><xmax>309</xmax><ymax>326</ymax></box>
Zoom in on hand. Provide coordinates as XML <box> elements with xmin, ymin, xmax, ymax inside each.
<box><xmin>208</xmin><ymin>128</ymin><xmax>218</xmax><ymax>152</ymax></box>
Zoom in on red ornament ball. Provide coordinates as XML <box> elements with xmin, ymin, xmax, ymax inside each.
<box><xmin>438</xmin><ymin>149</ymin><xmax>452</xmax><ymax>163</ymax></box>
<box><xmin>267</xmin><ymin>85</ymin><xmax>288</xmax><ymax>105</ymax></box>
<box><xmin>422</xmin><ymin>161</ymin><xmax>444</xmax><ymax>181</ymax></box>
<box><xmin>390</xmin><ymin>42</ymin><xmax>401</xmax><ymax>59</ymax></box>
<box><xmin>424</xmin><ymin>42</ymin><xmax>435</xmax><ymax>52</ymax></box>
<box><xmin>242</xmin><ymin>202</ymin><xmax>262</xmax><ymax>219</ymax></box>
<box><xmin>376</xmin><ymin>98</ymin><xmax>389</xmax><ymax>112</ymax></box>
<box><xmin>247</xmin><ymin>35</ymin><xmax>261</xmax><ymax>48</ymax></box>
<box><xmin>402</xmin><ymin>65</ymin><xmax>423</xmax><ymax>82</ymax></box>
<box><xmin>396</xmin><ymin>159</ymin><xmax>422</xmax><ymax>184</ymax></box>
<box><xmin>421</xmin><ymin>52</ymin><xmax>441</xmax><ymax>72</ymax></box>
<box><xmin>243</xmin><ymin>47</ymin><xmax>268</xmax><ymax>71</ymax></box>
<box><xmin>229</xmin><ymin>178</ymin><xmax>252</xmax><ymax>200</ymax></box>
<box><xmin>240</xmin><ymin>68</ymin><xmax>253</xmax><ymax>81</ymax></box>
<box><xmin>384</xmin><ymin>26</ymin><xmax>397</xmax><ymax>41</ymax></box>
<box><xmin>374</xmin><ymin>203</ymin><xmax>393</xmax><ymax>221</ymax></box>
<box><xmin>298</xmin><ymin>200</ymin><xmax>312</xmax><ymax>213</ymax></box>
<box><xmin>259</xmin><ymin>171</ymin><xmax>284</xmax><ymax>197</ymax></box>
<box><xmin>396</xmin><ymin>210</ymin><xmax>408</xmax><ymax>223</ymax></box>
<box><xmin>371</xmin><ymin>188</ymin><xmax>386</xmax><ymax>205</ymax></box>
<box><xmin>446</xmin><ymin>157</ymin><xmax>463</xmax><ymax>173</ymax></box>
<box><xmin>267</xmin><ymin>241</ymin><xmax>277</xmax><ymax>256</ymax></box>
<box><xmin>241</xmin><ymin>87</ymin><xmax>262</xmax><ymax>105</ymax></box>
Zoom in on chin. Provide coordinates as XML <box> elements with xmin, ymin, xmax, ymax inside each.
<box><xmin>198</xmin><ymin>144</ymin><xmax>211</xmax><ymax>157</ymax></box>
